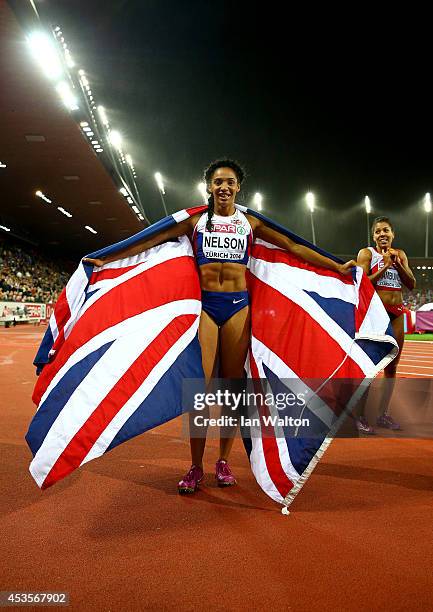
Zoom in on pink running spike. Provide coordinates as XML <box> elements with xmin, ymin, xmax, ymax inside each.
<box><xmin>215</xmin><ymin>459</ymin><xmax>237</xmax><ymax>487</ymax></box>
<box><xmin>178</xmin><ymin>465</ymin><xmax>204</xmax><ymax>494</ymax></box>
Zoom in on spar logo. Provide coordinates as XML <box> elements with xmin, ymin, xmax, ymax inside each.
<box><xmin>236</xmin><ymin>226</ymin><xmax>246</xmax><ymax>235</ymax></box>
<box><xmin>211</xmin><ymin>223</ymin><xmax>236</xmax><ymax>234</ymax></box>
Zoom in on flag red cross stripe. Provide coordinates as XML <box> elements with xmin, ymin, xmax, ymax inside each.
<box><xmin>248</xmin><ymin>274</ymin><xmax>365</xmax><ymax>379</ymax></box>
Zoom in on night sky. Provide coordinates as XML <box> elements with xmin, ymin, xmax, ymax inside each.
<box><xmin>36</xmin><ymin>1</ymin><xmax>432</xmax><ymax>256</ymax></box>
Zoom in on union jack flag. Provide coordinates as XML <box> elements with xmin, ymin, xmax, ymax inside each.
<box><xmin>26</xmin><ymin>204</ymin><xmax>397</xmax><ymax>509</ymax></box>
<box><xmin>242</xmin><ymin>210</ymin><xmax>397</xmax><ymax>508</ymax></box>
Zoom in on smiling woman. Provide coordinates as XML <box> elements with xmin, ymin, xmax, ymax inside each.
<box><xmin>356</xmin><ymin>216</ymin><xmax>416</xmax><ymax>433</ymax></box>
<box><xmin>84</xmin><ymin>158</ymin><xmax>357</xmax><ymax>494</ymax></box>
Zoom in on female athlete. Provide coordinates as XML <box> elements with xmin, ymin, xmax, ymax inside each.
<box><xmin>85</xmin><ymin>159</ymin><xmax>356</xmax><ymax>493</ymax></box>
<box><xmin>357</xmin><ymin>216</ymin><xmax>415</xmax><ymax>433</ymax></box>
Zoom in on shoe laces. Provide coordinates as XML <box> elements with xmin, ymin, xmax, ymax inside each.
<box><xmin>217</xmin><ymin>461</ymin><xmax>232</xmax><ymax>476</ymax></box>
<box><xmin>381</xmin><ymin>415</ymin><xmax>393</xmax><ymax>424</ymax></box>
<box><xmin>185</xmin><ymin>465</ymin><xmax>202</xmax><ymax>482</ymax></box>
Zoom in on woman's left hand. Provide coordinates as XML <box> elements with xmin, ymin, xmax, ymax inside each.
<box><xmin>336</xmin><ymin>260</ymin><xmax>357</xmax><ymax>275</ymax></box>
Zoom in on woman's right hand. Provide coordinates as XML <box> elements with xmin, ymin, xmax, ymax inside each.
<box><xmin>82</xmin><ymin>257</ymin><xmax>105</xmax><ymax>267</ymax></box>
<box><xmin>380</xmin><ymin>249</ymin><xmax>393</xmax><ymax>268</ymax></box>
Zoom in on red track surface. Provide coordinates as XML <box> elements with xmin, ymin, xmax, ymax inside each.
<box><xmin>1</xmin><ymin>327</ymin><xmax>433</xmax><ymax>610</ymax></box>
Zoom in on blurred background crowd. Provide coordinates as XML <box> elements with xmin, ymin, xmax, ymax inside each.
<box><xmin>0</xmin><ymin>237</ymin><xmax>70</xmax><ymax>304</ymax></box>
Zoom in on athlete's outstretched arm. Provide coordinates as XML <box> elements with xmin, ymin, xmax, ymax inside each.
<box><xmin>83</xmin><ymin>217</ymin><xmax>196</xmax><ymax>266</ymax></box>
<box><xmin>251</xmin><ymin>218</ymin><xmax>356</xmax><ymax>275</ymax></box>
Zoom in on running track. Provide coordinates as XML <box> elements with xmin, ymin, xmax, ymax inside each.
<box><xmin>1</xmin><ymin>327</ymin><xmax>432</xmax><ymax>610</ymax></box>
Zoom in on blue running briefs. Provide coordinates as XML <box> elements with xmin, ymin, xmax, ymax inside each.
<box><xmin>201</xmin><ymin>290</ymin><xmax>249</xmax><ymax>326</ymax></box>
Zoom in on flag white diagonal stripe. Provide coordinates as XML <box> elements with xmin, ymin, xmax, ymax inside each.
<box><xmin>82</xmin><ymin>317</ymin><xmax>200</xmax><ymax>464</ymax></box>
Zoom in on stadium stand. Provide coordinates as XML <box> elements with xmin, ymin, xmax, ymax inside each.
<box><xmin>0</xmin><ymin>235</ymin><xmax>70</xmax><ymax>305</ymax></box>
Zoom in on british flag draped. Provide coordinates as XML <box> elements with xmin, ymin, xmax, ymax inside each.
<box><xmin>26</xmin><ymin>204</ymin><xmax>397</xmax><ymax>508</ymax></box>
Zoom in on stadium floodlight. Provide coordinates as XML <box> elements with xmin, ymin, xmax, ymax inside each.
<box><xmin>364</xmin><ymin>195</ymin><xmax>371</xmax><ymax>214</ymax></box>
<box><xmin>424</xmin><ymin>193</ymin><xmax>432</xmax><ymax>257</ymax></box>
<box><xmin>253</xmin><ymin>192</ymin><xmax>263</xmax><ymax>211</ymax></box>
<box><xmin>305</xmin><ymin>191</ymin><xmax>315</xmax><ymax>212</ymax></box>
<box><xmin>197</xmin><ymin>182</ymin><xmax>208</xmax><ymax>204</ymax></box>
<box><xmin>0</xmin><ymin>225</ymin><xmax>11</xmax><ymax>232</ymax></box>
<box><xmin>126</xmin><ymin>154</ymin><xmax>133</xmax><ymax>167</ymax></box>
<box><xmin>98</xmin><ymin>105</ymin><xmax>109</xmax><ymax>127</ymax></box>
<box><xmin>96</xmin><ymin>148</ymin><xmax>103</xmax><ymax>152</ymax></box>
<box><xmin>64</xmin><ymin>50</ymin><xmax>75</xmax><ymax>68</ymax></box>
<box><xmin>55</xmin><ymin>81</ymin><xmax>79</xmax><ymax>111</ymax></box>
<box><xmin>119</xmin><ymin>187</ymin><xmax>129</xmax><ymax>197</ymax></box>
<box><xmin>109</xmin><ymin>130</ymin><xmax>122</xmax><ymax>150</ymax></box>
<box><xmin>57</xmin><ymin>206</ymin><xmax>72</xmax><ymax>218</ymax></box>
<box><xmin>127</xmin><ymin>197</ymin><xmax>133</xmax><ymax>204</ymax></box>
<box><xmin>27</xmin><ymin>31</ymin><xmax>63</xmax><ymax>80</ymax></box>
<box><xmin>85</xmin><ymin>225</ymin><xmax>97</xmax><ymax>234</ymax></box>
<box><xmin>154</xmin><ymin>172</ymin><xmax>165</xmax><ymax>194</ymax></box>
<box><xmin>365</xmin><ymin>195</ymin><xmax>372</xmax><ymax>246</ymax></box>
<box><xmin>0</xmin><ymin>162</ymin><xmax>6</xmax><ymax>168</ymax></box>
<box><xmin>132</xmin><ymin>205</ymin><xmax>140</xmax><ymax>213</ymax></box>
<box><xmin>35</xmin><ymin>190</ymin><xmax>52</xmax><ymax>204</ymax></box>
<box><xmin>305</xmin><ymin>191</ymin><xmax>316</xmax><ymax>245</ymax></box>
<box><xmin>80</xmin><ymin>121</ymin><xmax>89</xmax><ymax>127</ymax></box>
<box><xmin>155</xmin><ymin>172</ymin><xmax>168</xmax><ymax>215</ymax></box>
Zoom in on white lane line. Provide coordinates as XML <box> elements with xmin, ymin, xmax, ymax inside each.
<box><xmin>403</xmin><ymin>346</ymin><xmax>433</xmax><ymax>350</ymax></box>
<box><xmin>397</xmin><ymin>364</ymin><xmax>433</xmax><ymax>370</ymax></box>
<box><xmin>404</xmin><ymin>342</ymin><xmax>433</xmax><ymax>351</ymax></box>
<box><xmin>397</xmin><ymin>371</ymin><xmax>432</xmax><ymax>377</ymax></box>
<box><xmin>399</xmin><ymin>360</ymin><xmax>433</xmax><ymax>365</ymax></box>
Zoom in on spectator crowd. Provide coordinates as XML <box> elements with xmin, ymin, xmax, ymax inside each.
<box><xmin>0</xmin><ymin>238</ymin><xmax>69</xmax><ymax>304</ymax></box>
<box><xmin>403</xmin><ymin>288</ymin><xmax>433</xmax><ymax>311</ymax></box>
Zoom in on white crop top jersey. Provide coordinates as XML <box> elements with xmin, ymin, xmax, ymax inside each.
<box><xmin>192</xmin><ymin>209</ymin><xmax>253</xmax><ymax>266</ymax></box>
<box><xmin>368</xmin><ymin>246</ymin><xmax>402</xmax><ymax>291</ymax></box>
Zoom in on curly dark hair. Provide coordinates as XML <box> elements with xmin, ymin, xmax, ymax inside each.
<box><xmin>203</xmin><ymin>159</ymin><xmax>245</xmax><ymax>232</ymax></box>
<box><xmin>371</xmin><ymin>216</ymin><xmax>394</xmax><ymax>237</ymax></box>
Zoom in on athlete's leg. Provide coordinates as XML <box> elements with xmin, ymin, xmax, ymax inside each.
<box><xmin>218</xmin><ymin>305</ymin><xmax>251</xmax><ymax>460</ymax></box>
<box><xmin>188</xmin><ymin>310</ymin><xmax>219</xmax><ymax>468</ymax></box>
<box><xmin>378</xmin><ymin>314</ymin><xmax>404</xmax><ymax>419</ymax></box>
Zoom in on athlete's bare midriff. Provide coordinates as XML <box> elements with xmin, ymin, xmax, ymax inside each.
<box><xmin>376</xmin><ymin>289</ymin><xmax>403</xmax><ymax>307</ymax></box>
<box><xmin>198</xmin><ymin>262</ymin><xmax>248</xmax><ymax>292</ymax></box>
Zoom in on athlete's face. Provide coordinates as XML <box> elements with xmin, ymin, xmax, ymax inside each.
<box><xmin>373</xmin><ymin>222</ymin><xmax>394</xmax><ymax>251</ymax></box>
<box><xmin>208</xmin><ymin>167</ymin><xmax>240</xmax><ymax>212</ymax></box>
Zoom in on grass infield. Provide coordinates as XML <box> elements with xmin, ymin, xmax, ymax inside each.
<box><xmin>405</xmin><ymin>333</ymin><xmax>433</xmax><ymax>341</ymax></box>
